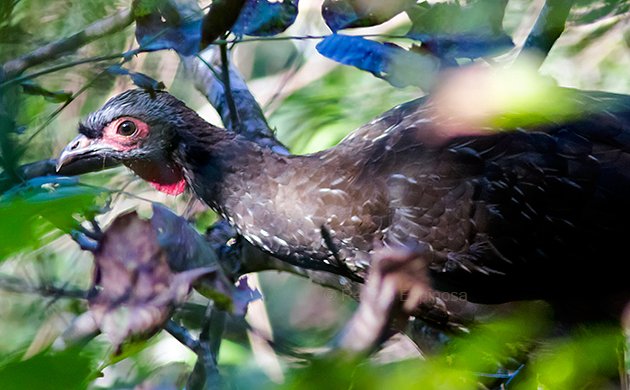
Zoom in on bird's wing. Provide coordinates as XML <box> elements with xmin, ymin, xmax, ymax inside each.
<box><xmin>361</xmin><ymin>90</ymin><xmax>630</xmax><ymax>302</ymax></box>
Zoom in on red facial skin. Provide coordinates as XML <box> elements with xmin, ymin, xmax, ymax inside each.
<box><xmin>102</xmin><ymin>117</ymin><xmax>187</xmax><ymax>195</ymax></box>
<box><xmin>101</xmin><ymin>117</ymin><xmax>151</xmax><ymax>151</ymax></box>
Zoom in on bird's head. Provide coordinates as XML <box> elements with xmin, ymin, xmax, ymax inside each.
<box><xmin>57</xmin><ymin>89</ymin><xmax>208</xmax><ymax>195</ymax></box>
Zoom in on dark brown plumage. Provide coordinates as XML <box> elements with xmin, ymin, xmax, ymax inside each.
<box><xmin>57</xmin><ymin>89</ymin><xmax>630</xmax><ymax>315</ymax></box>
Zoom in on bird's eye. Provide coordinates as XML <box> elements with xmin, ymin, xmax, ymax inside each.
<box><xmin>117</xmin><ymin>120</ymin><xmax>137</xmax><ymax>136</ymax></box>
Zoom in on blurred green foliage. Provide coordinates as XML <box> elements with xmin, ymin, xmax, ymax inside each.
<box><xmin>0</xmin><ymin>177</ymin><xmax>104</xmax><ymax>259</ymax></box>
<box><xmin>270</xmin><ymin>66</ymin><xmax>420</xmax><ymax>153</ymax></box>
<box><xmin>226</xmin><ymin>311</ymin><xmax>622</xmax><ymax>390</ymax></box>
<box><xmin>0</xmin><ymin>347</ymin><xmax>96</xmax><ymax>390</ymax></box>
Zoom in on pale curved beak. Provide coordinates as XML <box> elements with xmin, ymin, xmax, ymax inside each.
<box><xmin>56</xmin><ymin>134</ymin><xmax>120</xmax><ymax>175</ymax></box>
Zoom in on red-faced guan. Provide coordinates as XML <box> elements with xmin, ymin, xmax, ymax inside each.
<box><xmin>57</xmin><ymin>89</ymin><xmax>630</xmax><ymax>316</ymax></box>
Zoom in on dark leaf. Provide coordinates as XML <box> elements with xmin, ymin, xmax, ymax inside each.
<box><xmin>134</xmin><ymin>0</ymin><xmax>202</xmax><ymax>55</ymax></box>
<box><xmin>20</xmin><ymin>81</ymin><xmax>72</xmax><ymax>103</ymax></box>
<box><xmin>316</xmin><ymin>34</ymin><xmax>438</xmax><ymax>89</ymax></box>
<box><xmin>322</xmin><ymin>0</ymin><xmax>414</xmax><ymax>32</ymax></box>
<box><xmin>107</xmin><ymin>65</ymin><xmax>165</xmax><ymax>94</ymax></box>
<box><xmin>150</xmin><ymin>203</ymin><xmax>222</xmax><ymax>273</ymax></box>
<box><xmin>151</xmin><ymin>204</ymin><xmax>259</xmax><ymax>313</ymax></box>
<box><xmin>406</xmin><ymin>0</ymin><xmax>513</xmax><ymax>60</ymax></box>
<box><xmin>232</xmin><ymin>0</ymin><xmax>299</xmax><ymax>37</ymax></box>
<box><xmin>200</xmin><ymin>0</ymin><xmax>246</xmax><ymax>49</ymax></box>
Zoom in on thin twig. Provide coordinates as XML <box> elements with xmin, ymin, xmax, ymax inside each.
<box><xmin>24</xmin><ymin>69</ymin><xmax>109</xmax><ymax>145</ymax></box>
<box><xmin>219</xmin><ymin>33</ymin><xmax>411</xmax><ymax>45</ymax></box>
<box><xmin>219</xmin><ymin>43</ymin><xmax>240</xmax><ymax>131</ymax></box>
<box><xmin>200</xmin><ymin>303</ymin><xmax>226</xmax><ymax>358</ymax></box>
<box><xmin>165</xmin><ymin>320</ymin><xmax>201</xmax><ymax>351</ymax></box>
<box><xmin>0</xmin><ymin>52</ymin><xmax>133</xmax><ymax>90</ymax></box>
<box><xmin>194</xmin><ymin>53</ymin><xmax>222</xmax><ymax>81</ymax></box>
<box><xmin>1</xmin><ymin>8</ymin><xmax>134</xmax><ymax>78</ymax></box>
<box><xmin>166</xmin><ymin>319</ymin><xmax>222</xmax><ymax>389</ymax></box>
<box><xmin>0</xmin><ymin>274</ymin><xmax>87</xmax><ymax>299</ymax></box>
<box><xmin>182</xmin><ymin>47</ymin><xmax>289</xmax><ymax>153</ymax></box>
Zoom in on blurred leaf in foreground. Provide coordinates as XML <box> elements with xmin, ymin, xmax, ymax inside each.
<box><xmin>406</xmin><ymin>0</ymin><xmax>513</xmax><ymax>60</ymax></box>
<box><xmin>0</xmin><ymin>177</ymin><xmax>104</xmax><ymax>260</ymax></box>
<box><xmin>424</xmin><ymin>61</ymin><xmax>584</xmax><ymax>141</ymax></box>
<box><xmin>0</xmin><ymin>347</ymin><xmax>95</xmax><ymax>390</ymax></box>
<box><xmin>277</xmin><ymin>309</ymin><xmax>621</xmax><ymax>389</ymax></box>
<box><xmin>63</xmin><ymin>205</ymin><xmax>259</xmax><ymax>350</ymax></box>
<box><xmin>515</xmin><ymin>327</ymin><xmax>622</xmax><ymax>389</ymax></box>
<box><xmin>65</xmin><ymin>211</ymin><xmax>214</xmax><ymax>350</ymax></box>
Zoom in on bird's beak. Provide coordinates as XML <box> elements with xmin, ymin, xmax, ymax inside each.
<box><xmin>56</xmin><ymin>134</ymin><xmax>120</xmax><ymax>175</ymax></box>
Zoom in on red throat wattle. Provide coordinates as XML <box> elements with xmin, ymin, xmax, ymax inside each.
<box><xmin>149</xmin><ymin>179</ymin><xmax>187</xmax><ymax>195</ymax></box>
<box><xmin>124</xmin><ymin>159</ymin><xmax>187</xmax><ymax>196</ymax></box>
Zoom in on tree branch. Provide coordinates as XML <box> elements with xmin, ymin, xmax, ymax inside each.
<box><xmin>518</xmin><ymin>0</ymin><xmax>575</xmax><ymax>68</ymax></box>
<box><xmin>0</xmin><ymin>273</ymin><xmax>87</xmax><ymax>299</ymax></box>
<box><xmin>1</xmin><ymin>8</ymin><xmax>134</xmax><ymax>79</ymax></box>
<box><xmin>181</xmin><ymin>48</ymin><xmax>289</xmax><ymax>154</ymax></box>
<box><xmin>165</xmin><ymin>318</ymin><xmax>223</xmax><ymax>389</ymax></box>
<box><xmin>219</xmin><ymin>43</ymin><xmax>241</xmax><ymax>132</ymax></box>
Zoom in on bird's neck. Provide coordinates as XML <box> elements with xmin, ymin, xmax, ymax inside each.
<box><xmin>174</xmin><ymin>126</ymin><xmax>348</xmax><ymax>262</ymax></box>
<box><xmin>176</xmin><ymin>127</ymin><xmax>285</xmax><ymax>218</ymax></box>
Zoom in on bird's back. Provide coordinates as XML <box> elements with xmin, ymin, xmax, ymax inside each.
<box><xmin>325</xmin><ymin>90</ymin><xmax>630</xmax><ymax>305</ymax></box>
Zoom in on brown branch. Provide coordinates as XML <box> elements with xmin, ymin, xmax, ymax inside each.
<box><xmin>166</xmin><ymin>319</ymin><xmax>223</xmax><ymax>389</ymax></box>
<box><xmin>2</xmin><ymin>8</ymin><xmax>133</xmax><ymax>78</ymax></box>
<box><xmin>181</xmin><ymin>48</ymin><xmax>289</xmax><ymax>154</ymax></box>
<box><xmin>517</xmin><ymin>0</ymin><xmax>574</xmax><ymax>68</ymax></box>
<box><xmin>219</xmin><ymin>43</ymin><xmax>241</xmax><ymax>132</ymax></box>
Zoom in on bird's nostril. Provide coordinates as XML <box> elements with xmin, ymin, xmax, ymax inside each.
<box><xmin>70</xmin><ymin>140</ymin><xmax>80</xmax><ymax>150</ymax></box>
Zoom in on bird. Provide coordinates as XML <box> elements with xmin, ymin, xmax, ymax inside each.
<box><xmin>56</xmin><ymin>88</ymin><xmax>630</xmax><ymax>318</ymax></box>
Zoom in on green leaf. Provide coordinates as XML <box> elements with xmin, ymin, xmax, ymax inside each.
<box><xmin>0</xmin><ymin>347</ymin><xmax>95</xmax><ymax>390</ymax></box>
<box><xmin>0</xmin><ymin>177</ymin><xmax>104</xmax><ymax>260</ymax></box>
<box><xmin>20</xmin><ymin>81</ymin><xmax>72</xmax><ymax>103</ymax></box>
